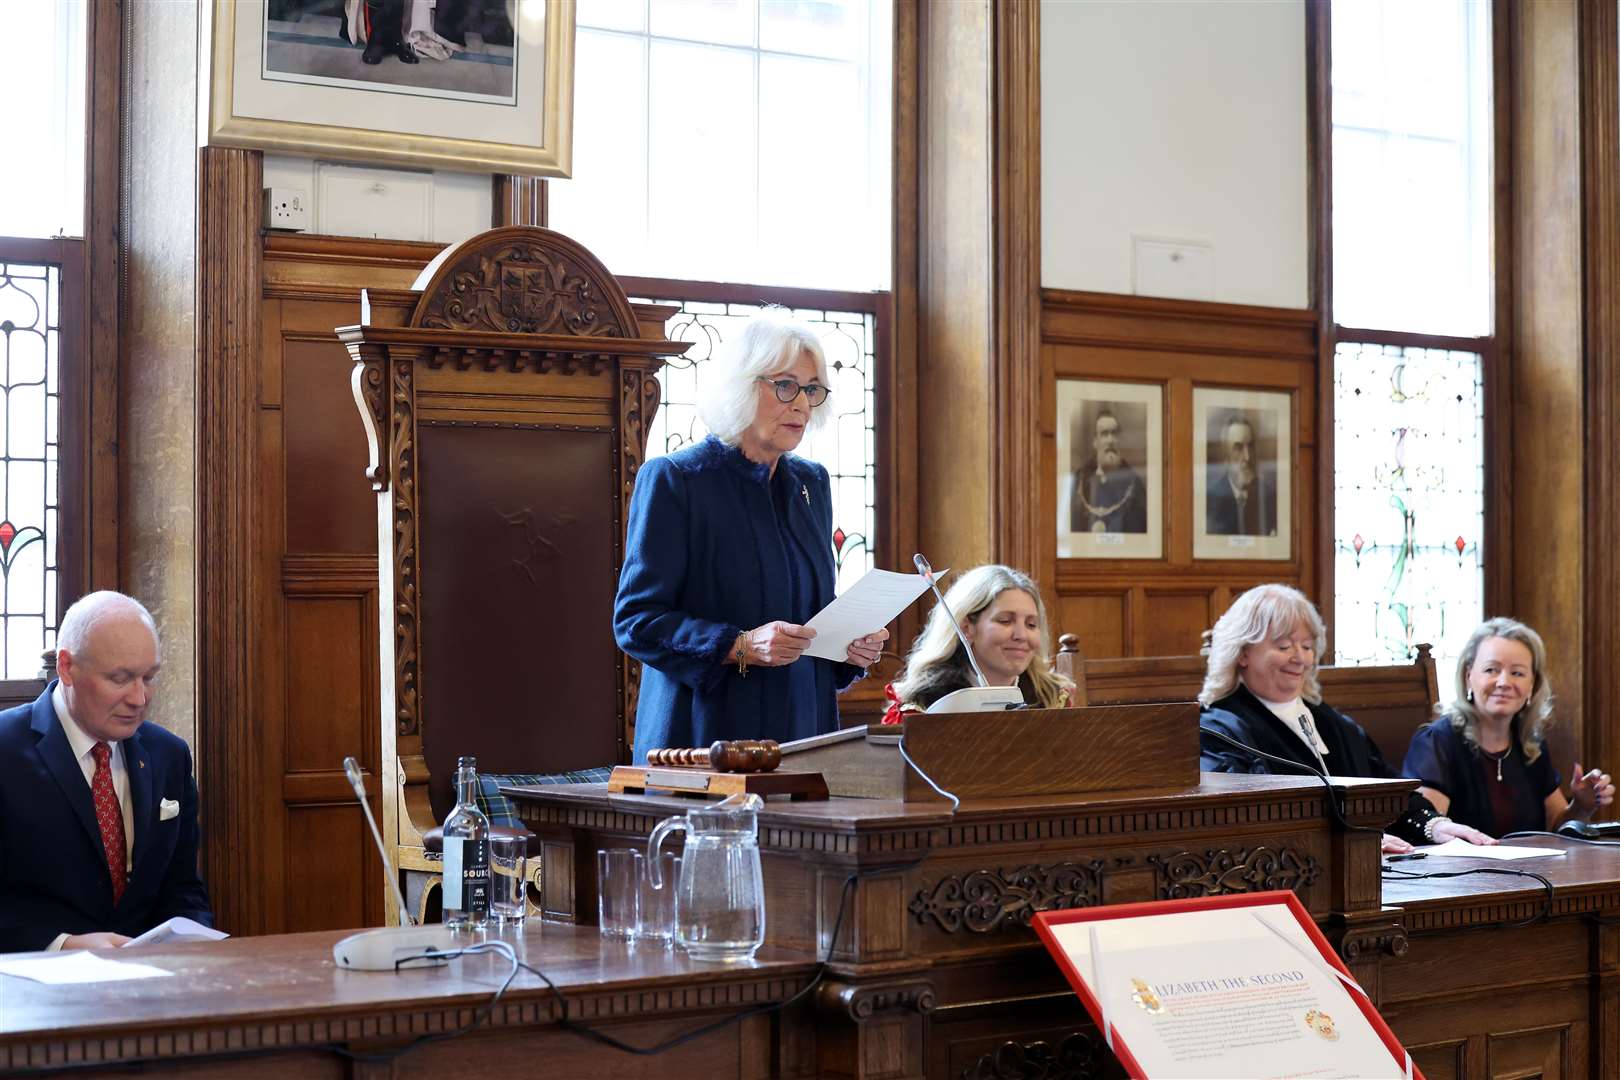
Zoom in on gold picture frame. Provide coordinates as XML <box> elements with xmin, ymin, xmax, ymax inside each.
<box><xmin>203</xmin><ymin>0</ymin><xmax>575</xmax><ymax>176</ymax></box>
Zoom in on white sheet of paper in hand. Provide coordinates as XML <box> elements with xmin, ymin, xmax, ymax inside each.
<box><xmin>801</xmin><ymin>568</ymin><xmax>940</xmax><ymax>662</ymax></box>
<box><xmin>125</xmin><ymin>916</ymin><xmax>229</xmax><ymax>948</ymax></box>
<box><xmin>1412</xmin><ymin>838</ymin><xmax>1567</xmax><ymax>860</ymax></box>
<box><xmin>0</xmin><ymin>950</ymin><xmax>172</xmax><ymax>984</ymax></box>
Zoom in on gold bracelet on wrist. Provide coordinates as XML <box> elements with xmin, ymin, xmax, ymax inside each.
<box><xmin>735</xmin><ymin>633</ymin><xmax>749</xmax><ymax>678</ymax></box>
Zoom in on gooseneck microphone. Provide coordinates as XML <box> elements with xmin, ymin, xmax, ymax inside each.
<box><xmin>913</xmin><ymin>553</ymin><xmax>992</xmax><ymax>688</ymax></box>
<box><xmin>345</xmin><ymin>756</ymin><xmax>415</xmax><ymax>927</ymax></box>
<box><xmin>334</xmin><ymin>757</ymin><xmax>459</xmax><ymax>970</ymax></box>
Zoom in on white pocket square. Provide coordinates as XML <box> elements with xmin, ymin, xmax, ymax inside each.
<box><xmin>159</xmin><ymin>798</ymin><xmax>179</xmax><ymax>821</ymax></box>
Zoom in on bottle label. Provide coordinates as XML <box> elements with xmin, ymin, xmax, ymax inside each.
<box><xmin>442</xmin><ymin>836</ymin><xmax>464</xmax><ymax>911</ymax></box>
<box><xmin>465</xmin><ymin>836</ymin><xmax>490</xmax><ymax>914</ymax></box>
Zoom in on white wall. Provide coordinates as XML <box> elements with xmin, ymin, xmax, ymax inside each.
<box><xmin>1041</xmin><ymin>0</ymin><xmax>1309</xmax><ymax>310</ymax></box>
<box><xmin>262</xmin><ymin>154</ymin><xmax>491</xmax><ymax>244</ymax></box>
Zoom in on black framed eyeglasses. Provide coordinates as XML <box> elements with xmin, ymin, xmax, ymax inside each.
<box><xmin>757</xmin><ymin>377</ymin><xmax>830</xmax><ymax>407</ymax></box>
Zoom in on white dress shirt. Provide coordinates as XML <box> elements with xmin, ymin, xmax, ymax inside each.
<box><xmin>47</xmin><ymin>684</ymin><xmax>135</xmax><ymax>951</ymax></box>
<box><xmin>1253</xmin><ymin>691</ymin><xmax>1331</xmax><ymax>768</ymax></box>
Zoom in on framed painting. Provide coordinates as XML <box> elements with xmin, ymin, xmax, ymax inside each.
<box><xmin>1193</xmin><ymin>386</ymin><xmax>1292</xmax><ymax>561</ymax></box>
<box><xmin>1057</xmin><ymin>379</ymin><xmax>1163</xmax><ymax>560</ymax></box>
<box><xmin>203</xmin><ymin>0</ymin><xmax>575</xmax><ymax>176</ymax></box>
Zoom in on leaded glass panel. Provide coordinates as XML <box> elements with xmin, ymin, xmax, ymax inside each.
<box><xmin>632</xmin><ymin>296</ymin><xmax>877</xmax><ymax>594</ymax></box>
<box><xmin>0</xmin><ymin>261</ymin><xmax>61</xmax><ymax>677</ymax></box>
<box><xmin>1333</xmin><ymin>342</ymin><xmax>1482</xmax><ymax>669</ymax></box>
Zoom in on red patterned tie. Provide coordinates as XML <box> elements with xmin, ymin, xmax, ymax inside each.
<box><xmin>90</xmin><ymin>743</ymin><xmax>127</xmax><ymax>903</ymax></box>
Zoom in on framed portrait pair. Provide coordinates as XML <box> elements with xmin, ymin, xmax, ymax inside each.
<box><xmin>201</xmin><ymin>0</ymin><xmax>575</xmax><ymax>176</ymax></box>
<box><xmin>1057</xmin><ymin>379</ymin><xmax>1292</xmax><ymax>561</ymax></box>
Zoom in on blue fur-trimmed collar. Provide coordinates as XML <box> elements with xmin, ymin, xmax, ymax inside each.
<box><xmin>682</xmin><ymin>435</ymin><xmax>813</xmax><ymax>486</ymax></box>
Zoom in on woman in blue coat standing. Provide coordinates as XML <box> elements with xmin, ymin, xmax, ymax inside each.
<box><xmin>614</xmin><ymin>314</ymin><xmax>889</xmax><ymax>760</ymax></box>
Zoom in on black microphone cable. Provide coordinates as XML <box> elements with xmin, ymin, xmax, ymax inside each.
<box><xmin>1199</xmin><ymin>725</ymin><xmax>1382</xmax><ymax>838</ymax></box>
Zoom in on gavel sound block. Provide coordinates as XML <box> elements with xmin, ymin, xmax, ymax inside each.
<box><xmin>609</xmin><ymin>739</ymin><xmax>828</xmax><ymax>800</ymax></box>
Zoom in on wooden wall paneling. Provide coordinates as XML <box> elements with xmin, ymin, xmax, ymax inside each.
<box><xmin>915</xmin><ymin>0</ymin><xmax>994</xmax><ymax>573</ymax></box>
<box><xmin>1041</xmin><ymin>290</ymin><xmax>1319</xmax><ymax>658</ymax></box>
<box><xmin>1486</xmin><ymin>0</ymin><xmax>1517</xmax><ymax>620</ymax></box>
<box><xmin>257</xmin><ymin>237</ymin><xmax>439</xmax><ymax>933</ymax></box>
<box><xmin>1306</xmin><ymin>0</ymin><xmax>1336</xmax><ymax>657</ymax></box>
<box><xmin>883</xmin><ymin>0</ymin><xmax>921</xmax><ymax>669</ymax></box>
<box><xmin>992</xmin><ymin>0</ymin><xmax>1041</xmax><ymax>577</ymax></box>
<box><xmin>85</xmin><ymin>0</ymin><xmax>122</xmax><ymax>593</ymax></box>
<box><xmin>1580</xmin><ymin>0</ymin><xmax>1620</xmax><ymax>794</ymax></box>
<box><xmin>197</xmin><ymin>148</ymin><xmax>264</xmax><ymax>935</ymax></box>
<box><xmin>492</xmin><ymin>176</ymin><xmax>546</xmax><ymax>228</ymax></box>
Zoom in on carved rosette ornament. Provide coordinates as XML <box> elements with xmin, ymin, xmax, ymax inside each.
<box><xmin>389</xmin><ymin>359</ymin><xmax>420</xmax><ymax>737</ymax></box>
<box><xmin>909</xmin><ymin>862</ymin><xmax>1105</xmax><ymax>933</ymax></box>
<box><xmin>1149</xmin><ymin>846</ymin><xmax>1321</xmax><ymax>899</ymax></box>
<box><xmin>961</xmin><ymin>1033</ymin><xmax>1102</xmax><ymax>1080</ymax></box>
<box><xmin>413</xmin><ymin>232</ymin><xmax>637</xmax><ymax>339</ymax></box>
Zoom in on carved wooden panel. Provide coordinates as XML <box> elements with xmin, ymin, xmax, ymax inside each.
<box><xmin>909</xmin><ymin>862</ymin><xmax>1105</xmax><ymax>934</ymax></box>
<box><xmin>960</xmin><ymin>1033</ymin><xmax>1105</xmax><ymax>1080</ymax></box>
<box><xmin>412</xmin><ymin>227</ymin><xmax>637</xmax><ymax>338</ymax></box>
<box><xmin>1149</xmin><ymin>846</ymin><xmax>1321</xmax><ymax>899</ymax></box>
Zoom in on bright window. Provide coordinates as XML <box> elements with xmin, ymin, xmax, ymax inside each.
<box><xmin>551</xmin><ymin>0</ymin><xmax>893</xmax><ymax>290</ymax></box>
<box><xmin>1331</xmin><ymin>0</ymin><xmax>1492</xmax><ymax>337</ymax></box>
<box><xmin>0</xmin><ymin>1</ymin><xmax>87</xmax><ymax>240</ymax></box>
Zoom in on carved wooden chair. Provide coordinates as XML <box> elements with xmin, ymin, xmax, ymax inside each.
<box><xmin>340</xmin><ymin>227</ymin><xmax>688</xmax><ymax>924</ymax></box>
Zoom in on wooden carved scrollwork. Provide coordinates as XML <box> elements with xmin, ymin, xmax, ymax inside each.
<box><xmin>908</xmin><ymin>862</ymin><xmax>1104</xmax><ymax>933</ymax></box>
<box><xmin>350</xmin><ymin>347</ymin><xmax>390</xmax><ymax>492</ymax></box>
<box><xmin>390</xmin><ymin>359</ymin><xmax>421</xmax><ymax>737</ymax></box>
<box><xmin>411</xmin><ymin>228</ymin><xmax>638</xmax><ymax>339</ymax></box>
<box><xmin>961</xmin><ymin>1033</ymin><xmax>1102</xmax><ymax>1080</ymax></box>
<box><xmin>620</xmin><ymin>370</ymin><xmax>662</xmax><ymax>497</ymax></box>
<box><xmin>1149</xmin><ymin>846</ymin><xmax>1320</xmax><ymax>899</ymax></box>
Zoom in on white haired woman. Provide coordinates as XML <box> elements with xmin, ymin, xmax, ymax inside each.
<box><xmin>614</xmin><ymin>313</ymin><xmax>889</xmax><ymax>761</ymax></box>
<box><xmin>1198</xmin><ymin>584</ymin><xmax>1492</xmax><ymax>852</ymax></box>
<box><xmin>882</xmin><ymin>565</ymin><xmax>1073</xmax><ymax>722</ymax></box>
<box><xmin>1403</xmin><ymin>618</ymin><xmax>1614</xmax><ymax>839</ymax></box>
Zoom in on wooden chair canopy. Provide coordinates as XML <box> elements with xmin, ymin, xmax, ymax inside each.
<box><xmin>338</xmin><ymin>226</ymin><xmax>689</xmax><ymax>921</ymax></box>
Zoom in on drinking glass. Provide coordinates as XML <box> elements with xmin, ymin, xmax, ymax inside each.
<box><xmin>596</xmin><ymin>848</ymin><xmax>642</xmax><ymax>939</ymax></box>
<box><xmin>638</xmin><ymin>853</ymin><xmax>680</xmax><ymax>945</ymax></box>
<box><xmin>490</xmin><ymin>834</ymin><xmax>527</xmax><ymax>929</ymax></box>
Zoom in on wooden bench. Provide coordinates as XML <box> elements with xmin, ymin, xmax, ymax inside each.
<box><xmin>1056</xmin><ymin>636</ymin><xmax>1440</xmax><ymax>771</ymax></box>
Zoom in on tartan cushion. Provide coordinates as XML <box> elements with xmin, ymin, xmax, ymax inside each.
<box><xmin>478</xmin><ymin>769</ymin><xmax>613</xmax><ymax>829</ymax></box>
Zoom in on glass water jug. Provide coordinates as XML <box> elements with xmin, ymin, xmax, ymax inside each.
<box><xmin>646</xmin><ymin>793</ymin><xmax>765</xmax><ymax>961</ymax></box>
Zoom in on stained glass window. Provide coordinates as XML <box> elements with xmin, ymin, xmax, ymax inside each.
<box><xmin>1333</xmin><ymin>342</ymin><xmax>1482</xmax><ymax>668</ymax></box>
<box><xmin>0</xmin><ymin>261</ymin><xmax>61</xmax><ymax>677</ymax></box>
<box><xmin>631</xmin><ymin>294</ymin><xmax>878</xmax><ymax>594</ymax></box>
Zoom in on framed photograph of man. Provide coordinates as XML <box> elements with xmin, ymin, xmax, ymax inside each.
<box><xmin>1192</xmin><ymin>387</ymin><xmax>1291</xmax><ymax>561</ymax></box>
<box><xmin>1057</xmin><ymin>380</ymin><xmax>1163</xmax><ymax>559</ymax></box>
<box><xmin>203</xmin><ymin>0</ymin><xmax>575</xmax><ymax>175</ymax></box>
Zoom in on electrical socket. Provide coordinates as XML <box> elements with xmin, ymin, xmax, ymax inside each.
<box><xmin>264</xmin><ymin>187</ymin><xmax>310</xmax><ymax>232</ymax></box>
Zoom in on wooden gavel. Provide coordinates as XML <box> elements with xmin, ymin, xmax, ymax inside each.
<box><xmin>646</xmin><ymin>739</ymin><xmax>782</xmax><ymax>773</ymax></box>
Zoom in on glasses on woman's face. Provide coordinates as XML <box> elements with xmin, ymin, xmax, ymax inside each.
<box><xmin>757</xmin><ymin>377</ymin><xmax>830</xmax><ymax>407</ymax></box>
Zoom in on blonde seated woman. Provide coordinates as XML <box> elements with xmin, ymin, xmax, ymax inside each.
<box><xmin>1402</xmin><ymin>617</ymin><xmax>1614</xmax><ymax>840</ymax></box>
<box><xmin>881</xmin><ymin>565</ymin><xmax>1073</xmax><ymax>723</ymax></box>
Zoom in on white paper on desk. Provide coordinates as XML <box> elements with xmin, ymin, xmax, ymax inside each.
<box><xmin>125</xmin><ymin>916</ymin><xmax>229</xmax><ymax>948</ymax></box>
<box><xmin>0</xmin><ymin>950</ymin><xmax>172</xmax><ymax>984</ymax></box>
<box><xmin>1413</xmin><ymin>838</ymin><xmax>1567</xmax><ymax>860</ymax></box>
<box><xmin>801</xmin><ymin>568</ymin><xmax>940</xmax><ymax>662</ymax></box>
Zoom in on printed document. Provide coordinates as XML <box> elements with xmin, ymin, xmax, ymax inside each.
<box><xmin>801</xmin><ymin>568</ymin><xmax>939</xmax><ymax>662</ymax></box>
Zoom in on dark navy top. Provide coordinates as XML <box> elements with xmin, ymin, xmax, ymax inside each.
<box><xmin>1402</xmin><ymin>716</ymin><xmax>1560</xmax><ymax>837</ymax></box>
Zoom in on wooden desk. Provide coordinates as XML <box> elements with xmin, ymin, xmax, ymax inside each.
<box><xmin>515</xmin><ymin>772</ymin><xmax>1412</xmax><ymax>1079</ymax></box>
<box><xmin>0</xmin><ymin>923</ymin><xmax>817</xmax><ymax>1077</ymax></box>
<box><xmin>1379</xmin><ymin>836</ymin><xmax>1620</xmax><ymax>1080</ymax></box>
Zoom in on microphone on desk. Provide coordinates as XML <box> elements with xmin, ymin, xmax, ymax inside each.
<box><xmin>332</xmin><ymin>756</ymin><xmax>458</xmax><ymax>971</ymax></box>
<box><xmin>912</xmin><ymin>553</ymin><xmax>1023</xmax><ymax>713</ymax></box>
